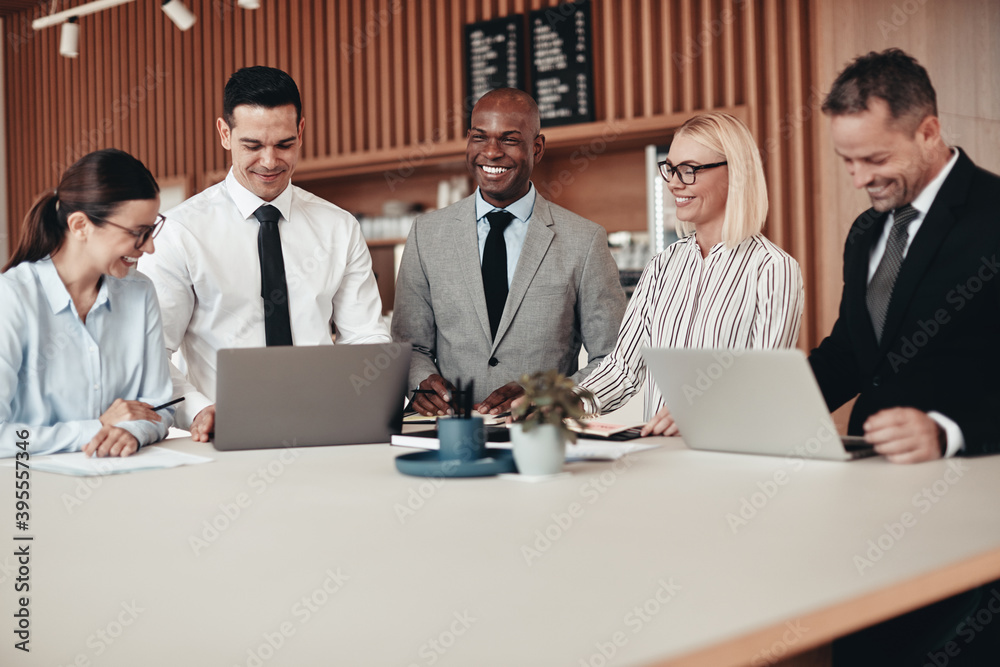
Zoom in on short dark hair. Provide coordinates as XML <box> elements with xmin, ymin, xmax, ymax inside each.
<box><xmin>822</xmin><ymin>48</ymin><xmax>937</xmax><ymax>127</ymax></box>
<box><xmin>222</xmin><ymin>66</ymin><xmax>302</xmax><ymax>127</ymax></box>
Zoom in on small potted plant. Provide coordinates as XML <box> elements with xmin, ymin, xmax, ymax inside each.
<box><xmin>509</xmin><ymin>370</ymin><xmax>594</xmax><ymax>475</ymax></box>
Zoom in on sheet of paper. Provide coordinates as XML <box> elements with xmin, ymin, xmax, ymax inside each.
<box><xmin>402</xmin><ymin>411</ymin><xmax>510</xmax><ymax>426</ymax></box>
<box><xmin>565</xmin><ymin>440</ymin><xmax>660</xmax><ymax>460</ymax></box>
<box><xmin>567</xmin><ymin>421</ymin><xmax>641</xmax><ymax>437</ymax></box>
<box><xmin>4</xmin><ymin>446</ymin><xmax>213</xmax><ymax>477</ymax></box>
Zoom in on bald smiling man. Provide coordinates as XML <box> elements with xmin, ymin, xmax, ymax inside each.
<box><xmin>391</xmin><ymin>88</ymin><xmax>627</xmax><ymax>416</ymax></box>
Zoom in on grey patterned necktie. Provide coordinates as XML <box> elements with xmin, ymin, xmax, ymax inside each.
<box><xmin>866</xmin><ymin>204</ymin><xmax>919</xmax><ymax>342</ymax></box>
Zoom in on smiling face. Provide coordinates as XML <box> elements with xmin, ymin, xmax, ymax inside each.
<box><xmin>218</xmin><ymin>104</ymin><xmax>304</xmax><ymax>201</ymax></box>
<box><xmin>89</xmin><ymin>198</ymin><xmax>161</xmax><ymax>278</ymax></box>
<box><xmin>466</xmin><ymin>94</ymin><xmax>545</xmax><ymax>208</ymax></box>
<box><xmin>663</xmin><ymin>133</ymin><xmax>729</xmax><ymax>232</ymax></box>
<box><xmin>829</xmin><ymin>98</ymin><xmax>942</xmax><ymax>212</ymax></box>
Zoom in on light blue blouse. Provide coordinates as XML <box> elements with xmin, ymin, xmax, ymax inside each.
<box><xmin>0</xmin><ymin>258</ymin><xmax>173</xmax><ymax>457</ymax></box>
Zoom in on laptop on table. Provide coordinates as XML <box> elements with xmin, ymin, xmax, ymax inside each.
<box><xmin>213</xmin><ymin>343</ymin><xmax>411</xmax><ymax>451</ymax></box>
<box><xmin>642</xmin><ymin>348</ymin><xmax>875</xmax><ymax>461</ymax></box>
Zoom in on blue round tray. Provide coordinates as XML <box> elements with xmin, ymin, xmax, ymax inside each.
<box><xmin>395</xmin><ymin>448</ymin><xmax>516</xmax><ymax>477</ymax></box>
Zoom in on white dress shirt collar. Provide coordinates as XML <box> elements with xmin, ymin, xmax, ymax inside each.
<box><xmin>35</xmin><ymin>256</ymin><xmax>110</xmax><ymax>316</ymax></box>
<box><xmin>474</xmin><ymin>182</ymin><xmax>537</xmax><ymax>223</ymax></box>
<box><xmin>908</xmin><ymin>147</ymin><xmax>959</xmax><ymax>217</ymax></box>
<box><xmin>225</xmin><ymin>169</ymin><xmax>295</xmax><ymax>222</ymax></box>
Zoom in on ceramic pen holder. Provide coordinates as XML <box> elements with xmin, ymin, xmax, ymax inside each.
<box><xmin>437</xmin><ymin>416</ymin><xmax>487</xmax><ymax>462</ymax></box>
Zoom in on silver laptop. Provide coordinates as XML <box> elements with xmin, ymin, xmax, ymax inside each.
<box><xmin>213</xmin><ymin>343</ymin><xmax>411</xmax><ymax>451</ymax></box>
<box><xmin>642</xmin><ymin>348</ymin><xmax>875</xmax><ymax>461</ymax></box>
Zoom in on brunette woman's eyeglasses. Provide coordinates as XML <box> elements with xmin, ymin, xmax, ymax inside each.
<box><xmin>91</xmin><ymin>213</ymin><xmax>166</xmax><ymax>249</ymax></box>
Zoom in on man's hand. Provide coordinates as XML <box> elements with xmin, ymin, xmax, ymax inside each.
<box><xmin>864</xmin><ymin>407</ymin><xmax>944</xmax><ymax>463</ymax></box>
<box><xmin>475</xmin><ymin>382</ymin><xmax>524</xmax><ymax>415</ymax></box>
<box><xmin>99</xmin><ymin>398</ymin><xmax>161</xmax><ymax>427</ymax></box>
<box><xmin>640</xmin><ymin>406</ymin><xmax>679</xmax><ymax>437</ymax></box>
<box><xmin>412</xmin><ymin>375</ymin><xmax>455</xmax><ymax>416</ymax></box>
<box><xmin>83</xmin><ymin>426</ymin><xmax>140</xmax><ymax>458</ymax></box>
<box><xmin>190</xmin><ymin>405</ymin><xmax>216</xmax><ymax>442</ymax></box>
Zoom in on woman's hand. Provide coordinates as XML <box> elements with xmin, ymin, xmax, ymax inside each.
<box><xmin>84</xmin><ymin>426</ymin><xmax>140</xmax><ymax>457</ymax></box>
<box><xmin>99</xmin><ymin>398</ymin><xmax>161</xmax><ymax>427</ymax></box>
<box><xmin>640</xmin><ymin>406</ymin><xmax>679</xmax><ymax>437</ymax></box>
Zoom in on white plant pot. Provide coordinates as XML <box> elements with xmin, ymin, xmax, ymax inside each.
<box><xmin>510</xmin><ymin>423</ymin><xmax>566</xmax><ymax>476</ymax></box>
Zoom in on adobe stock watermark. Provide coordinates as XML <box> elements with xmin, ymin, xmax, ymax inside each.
<box><xmin>394</xmin><ymin>442</ymin><xmax>480</xmax><ymax>524</ymax></box>
<box><xmin>405</xmin><ymin>610</ymin><xmax>477</xmax><ymax>667</ymax></box>
<box><xmin>535</xmin><ymin>119</ymin><xmax>625</xmax><ymax>200</ymax></box>
<box><xmin>188</xmin><ymin>444</ymin><xmax>303</xmax><ymax>556</ymax></box>
<box><xmin>578</xmin><ymin>578</ymin><xmax>682</xmax><ymax>667</ymax></box>
<box><xmin>5</xmin><ymin>0</ymin><xmax>47</xmax><ymax>53</ymax></box>
<box><xmin>51</xmin><ymin>66</ymin><xmax>169</xmax><ymax>178</ymax></box>
<box><xmin>349</xmin><ymin>342</ymin><xmax>408</xmax><ymax>395</ymax></box>
<box><xmin>760</xmin><ymin>85</ymin><xmax>826</xmax><ymax>165</ymax></box>
<box><xmin>60</xmin><ymin>457</ymin><xmax>119</xmax><ymax>514</ymax></box>
<box><xmin>224</xmin><ymin>242</ymin><xmax>334</xmax><ymax>347</ymax></box>
<box><xmin>887</xmin><ymin>254</ymin><xmax>999</xmax><ymax>373</ymax></box>
<box><xmin>853</xmin><ymin>459</ymin><xmax>969</xmax><ymax>575</ymax></box>
<box><xmin>55</xmin><ymin>600</ymin><xmax>145</xmax><ymax>667</ymax></box>
<box><xmin>749</xmin><ymin>620</ymin><xmax>811</xmax><ymax>666</ymax></box>
<box><xmin>679</xmin><ymin>347</ymin><xmax>748</xmax><ymax>405</ymax></box>
<box><xmin>725</xmin><ymin>419</ymin><xmax>842</xmax><ymax>534</ymax></box>
<box><xmin>341</xmin><ymin>0</ymin><xmax>402</xmax><ymax>61</ymax></box>
<box><xmin>383</xmin><ymin>93</ymin><xmax>479</xmax><ymax>192</ymax></box>
<box><xmin>672</xmin><ymin>0</ymin><xmax>749</xmax><ymax>70</ymax></box>
<box><xmin>877</xmin><ymin>0</ymin><xmax>932</xmax><ymax>39</ymax></box>
<box><xmin>924</xmin><ymin>585</ymin><xmax>1000</xmax><ymax>667</ymax></box>
<box><xmin>233</xmin><ymin>567</ymin><xmax>350</xmax><ymax>667</ymax></box>
<box><xmin>521</xmin><ymin>452</ymin><xmax>638</xmax><ymax>566</ymax></box>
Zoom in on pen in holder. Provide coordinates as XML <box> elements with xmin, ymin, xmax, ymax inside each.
<box><xmin>437</xmin><ymin>379</ymin><xmax>486</xmax><ymax>461</ymax></box>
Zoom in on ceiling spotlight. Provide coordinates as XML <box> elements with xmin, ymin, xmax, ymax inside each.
<box><xmin>237</xmin><ymin>0</ymin><xmax>261</xmax><ymax>8</ymax></box>
<box><xmin>59</xmin><ymin>17</ymin><xmax>79</xmax><ymax>58</ymax></box>
<box><xmin>161</xmin><ymin>0</ymin><xmax>196</xmax><ymax>31</ymax></box>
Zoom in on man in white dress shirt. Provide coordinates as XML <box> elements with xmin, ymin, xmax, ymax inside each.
<box><xmin>140</xmin><ymin>66</ymin><xmax>390</xmax><ymax>440</ymax></box>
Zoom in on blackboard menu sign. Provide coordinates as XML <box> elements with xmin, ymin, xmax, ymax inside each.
<box><xmin>530</xmin><ymin>0</ymin><xmax>595</xmax><ymax>127</ymax></box>
<box><xmin>465</xmin><ymin>15</ymin><xmax>525</xmax><ymax>109</ymax></box>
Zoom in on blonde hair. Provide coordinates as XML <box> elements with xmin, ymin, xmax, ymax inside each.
<box><xmin>671</xmin><ymin>112</ymin><xmax>768</xmax><ymax>247</ymax></box>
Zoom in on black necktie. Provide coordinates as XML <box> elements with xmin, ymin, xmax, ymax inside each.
<box><xmin>482</xmin><ymin>210</ymin><xmax>514</xmax><ymax>340</ymax></box>
<box><xmin>254</xmin><ymin>204</ymin><xmax>293</xmax><ymax>346</ymax></box>
<box><xmin>866</xmin><ymin>204</ymin><xmax>919</xmax><ymax>342</ymax></box>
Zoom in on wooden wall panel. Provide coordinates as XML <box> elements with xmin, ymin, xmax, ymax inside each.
<box><xmin>12</xmin><ymin>0</ymin><xmax>987</xmax><ymax>352</ymax></box>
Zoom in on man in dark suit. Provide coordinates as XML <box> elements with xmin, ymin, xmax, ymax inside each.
<box><xmin>810</xmin><ymin>48</ymin><xmax>1000</xmax><ymax>464</ymax></box>
<box><xmin>811</xmin><ymin>49</ymin><xmax>1000</xmax><ymax>666</ymax></box>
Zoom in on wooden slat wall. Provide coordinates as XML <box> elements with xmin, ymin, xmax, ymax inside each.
<box><xmin>4</xmin><ymin>0</ymin><xmax>821</xmax><ymax>345</ymax></box>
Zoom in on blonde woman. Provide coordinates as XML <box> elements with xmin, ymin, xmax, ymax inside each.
<box><xmin>579</xmin><ymin>112</ymin><xmax>804</xmax><ymax>435</ymax></box>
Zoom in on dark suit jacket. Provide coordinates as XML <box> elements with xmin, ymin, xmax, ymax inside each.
<box><xmin>809</xmin><ymin>149</ymin><xmax>1000</xmax><ymax>455</ymax></box>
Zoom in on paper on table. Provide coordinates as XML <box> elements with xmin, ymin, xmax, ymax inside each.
<box><xmin>4</xmin><ymin>446</ymin><xmax>213</xmax><ymax>477</ymax></box>
<box><xmin>402</xmin><ymin>411</ymin><xmax>510</xmax><ymax>426</ymax></box>
<box><xmin>566</xmin><ymin>440</ymin><xmax>659</xmax><ymax>460</ymax></box>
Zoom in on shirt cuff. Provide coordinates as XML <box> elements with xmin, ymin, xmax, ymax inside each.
<box><xmin>115</xmin><ymin>421</ymin><xmax>159</xmax><ymax>449</ymax></box>
<box><xmin>574</xmin><ymin>384</ymin><xmax>601</xmax><ymax>418</ymax></box>
<box><xmin>176</xmin><ymin>390</ymin><xmax>214</xmax><ymax>430</ymax></box>
<box><xmin>927</xmin><ymin>411</ymin><xmax>964</xmax><ymax>458</ymax></box>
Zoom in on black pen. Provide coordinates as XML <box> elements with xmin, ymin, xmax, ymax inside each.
<box><xmin>152</xmin><ymin>397</ymin><xmax>185</xmax><ymax>411</ymax></box>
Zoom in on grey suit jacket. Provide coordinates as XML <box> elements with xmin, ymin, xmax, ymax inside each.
<box><xmin>391</xmin><ymin>191</ymin><xmax>627</xmax><ymax>402</ymax></box>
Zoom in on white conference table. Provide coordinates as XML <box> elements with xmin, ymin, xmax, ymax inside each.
<box><xmin>2</xmin><ymin>434</ymin><xmax>999</xmax><ymax>667</ymax></box>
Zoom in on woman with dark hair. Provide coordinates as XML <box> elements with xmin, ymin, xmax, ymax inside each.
<box><xmin>1</xmin><ymin>148</ymin><xmax>173</xmax><ymax>458</ymax></box>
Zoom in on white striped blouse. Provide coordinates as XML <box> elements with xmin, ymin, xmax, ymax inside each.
<box><xmin>580</xmin><ymin>233</ymin><xmax>804</xmax><ymax>420</ymax></box>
